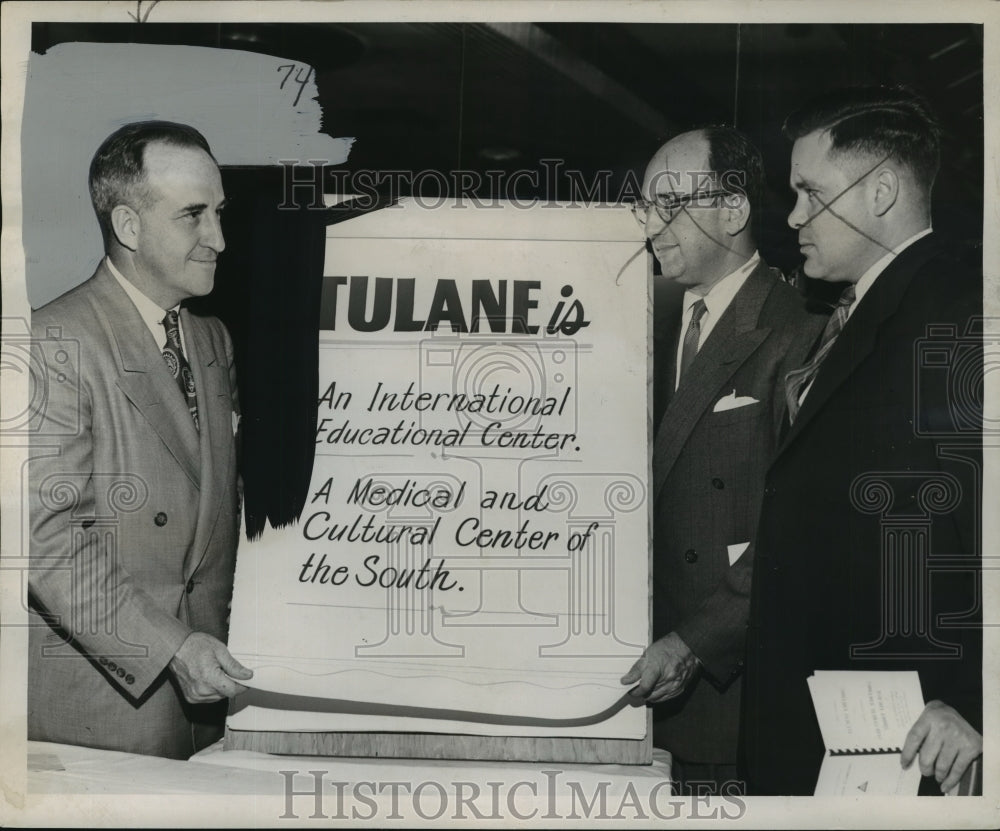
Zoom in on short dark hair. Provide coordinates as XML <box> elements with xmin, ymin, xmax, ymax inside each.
<box><xmin>89</xmin><ymin>120</ymin><xmax>215</xmax><ymax>246</ymax></box>
<box><xmin>700</xmin><ymin>125</ymin><xmax>764</xmax><ymax>238</ymax></box>
<box><xmin>782</xmin><ymin>85</ymin><xmax>941</xmax><ymax>192</ymax></box>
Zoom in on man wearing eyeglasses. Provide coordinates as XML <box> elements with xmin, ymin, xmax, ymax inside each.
<box><xmin>621</xmin><ymin>127</ymin><xmax>825</xmax><ymax>791</ymax></box>
<box><xmin>737</xmin><ymin>86</ymin><xmax>983</xmax><ymax>795</ymax></box>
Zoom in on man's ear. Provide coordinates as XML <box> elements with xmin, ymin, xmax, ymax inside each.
<box><xmin>723</xmin><ymin>194</ymin><xmax>751</xmax><ymax>236</ymax></box>
<box><xmin>110</xmin><ymin>204</ymin><xmax>140</xmax><ymax>252</ymax></box>
<box><xmin>871</xmin><ymin>167</ymin><xmax>899</xmax><ymax>218</ymax></box>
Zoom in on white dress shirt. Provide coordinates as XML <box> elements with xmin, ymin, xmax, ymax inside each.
<box><xmin>674</xmin><ymin>252</ymin><xmax>760</xmax><ymax>390</ymax></box>
<box><xmin>106</xmin><ymin>257</ymin><xmax>188</xmax><ymax>354</ymax></box>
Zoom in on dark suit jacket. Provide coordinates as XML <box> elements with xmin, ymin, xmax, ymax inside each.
<box><xmin>651</xmin><ymin>260</ymin><xmax>827</xmax><ymax>763</ymax></box>
<box><xmin>28</xmin><ymin>264</ymin><xmax>241</xmax><ymax>759</ymax></box>
<box><xmin>741</xmin><ymin>234</ymin><xmax>983</xmax><ymax>794</ymax></box>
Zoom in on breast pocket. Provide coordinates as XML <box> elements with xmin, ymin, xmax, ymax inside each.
<box><xmin>707</xmin><ymin>400</ymin><xmax>772</xmax><ymax>500</ymax></box>
<box><xmin>709</xmin><ymin>400</ymin><xmax>764</xmax><ymax>427</ymax></box>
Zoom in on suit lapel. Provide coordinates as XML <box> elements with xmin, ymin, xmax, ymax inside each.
<box><xmin>652</xmin><ymin>262</ymin><xmax>775</xmax><ymax>501</ymax></box>
<box><xmin>93</xmin><ymin>266</ymin><xmax>202</xmax><ymax>487</ymax></box>
<box><xmin>777</xmin><ymin>234</ymin><xmax>939</xmax><ymax>456</ymax></box>
<box><xmin>653</xmin><ymin>279</ymin><xmax>684</xmax><ymax>425</ymax></box>
<box><xmin>183</xmin><ymin>310</ymin><xmax>233</xmax><ymax>576</ymax></box>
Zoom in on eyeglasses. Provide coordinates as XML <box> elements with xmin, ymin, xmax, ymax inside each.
<box><xmin>630</xmin><ymin>189</ymin><xmax>732</xmax><ymax>227</ymax></box>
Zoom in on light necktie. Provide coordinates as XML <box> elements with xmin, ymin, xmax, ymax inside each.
<box><xmin>161</xmin><ymin>310</ymin><xmax>199</xmax><ymax>430</ymax></box>
<box><xmin>678</xmin><ymin>298</ymin><xmax>708</xmax><ymax>386</ymax></box>
<box><xmin>784</xmin><ymin>284</ymin><xmax>857</xmax><ymax>424</ymax></box>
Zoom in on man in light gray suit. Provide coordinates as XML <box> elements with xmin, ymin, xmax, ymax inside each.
<box><xmin>621</xmin><ymin>127</ymin><xmax>825</xmax><ymax>790</ymax></box>
<box><xmin>28</xmin><ymin>121</ymin><xmax>252</xmax><ymax>758</ymax></box>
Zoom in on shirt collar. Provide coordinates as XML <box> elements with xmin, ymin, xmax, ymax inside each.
<box><xmin>851</xmin><ymin>228</ymin><xmax>932</xmax><ymax>311</ymax></box>
<box><xmin>106</xmin><ymin>257</ymin><xmax>178</xmax><ymax>328</ymax></box>
<box><xmin>683</xmin><ymin>251</ymin><xmax>760</xmax><ymax>317</ymax></box>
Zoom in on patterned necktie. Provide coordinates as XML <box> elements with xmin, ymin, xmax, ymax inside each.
<box><xmin>784</xmin><ymin>284</ymin><xmax>857</xmax><ymax>424</ymax></box>
<box><xmin>678</xmin><ymin>298</ymin><xmax>708</xmax><ymax>386</ymax></box>
<box><xmin>161</xmin><ymin>310</ymin><xmax>199</xmax><ymax>430</ymax></box>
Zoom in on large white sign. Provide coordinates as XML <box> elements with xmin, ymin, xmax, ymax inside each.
<box><xmin>227</xmin><ymin>198</ymin><xmax>650</xmax><ymax>739</ymax></box>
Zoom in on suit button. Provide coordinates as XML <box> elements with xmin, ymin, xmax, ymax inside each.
<box><xmin>684</xmin><ymin>549</ymin><xmax>698</xmax><ymax>563</ymax></box>
<box><xmin>711</xmin><ymin>478</ymin><xmax>724</xmax><ymax>489</ymax></box>
<box><xmin>117</xmin><ymin>667</ymin><xmax>126</xmax><ymax>678</ymax></box>
<box><xmin>107</xmin><ymin>661</ymin><xmax>117</xmax><ymax>671</ymax></box>
<box><xmin>186</xmin><ymin>578</ymin><xmax>195</xmax><ymax>594</ymax></box>
<box><xmin>98</xmin><ymin>656</ymin><xmax>108</xmax><ymax>666</ymax></box>
<box><xmin>154</xmin><ymin>512</ymin><xmax>168</xmax><ymax>527</ymax></box>
<box><xmin>125</xmin><ymin>674</ymin><xmax>135</xmax><ymax>685</ymax></box>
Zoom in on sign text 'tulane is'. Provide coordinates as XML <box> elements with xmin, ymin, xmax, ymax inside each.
<box><xmin>320</xmin><ymin>276</ymin><xmax>591</xmax><ymax>335</ymax></box>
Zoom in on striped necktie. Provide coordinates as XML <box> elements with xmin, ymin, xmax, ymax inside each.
<box><xmin>161</xmin><ymin>310</ymin><xmax>199</xmax><ymax>430</ymax></box>
<box><xmin>784</xmin><ymin>284</ymin><xmax>856</xmax><ymax>424</ymax></box>
<box><xmin>678</xmin><ymin>298</ymin><xmax>708</xmax><ymax>386</ymax></box>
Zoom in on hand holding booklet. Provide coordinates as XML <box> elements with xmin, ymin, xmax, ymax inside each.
<box><xmin>807</xmin><ymin>670</ymin><xmax>924</xmax><ymax>796</ymax></box>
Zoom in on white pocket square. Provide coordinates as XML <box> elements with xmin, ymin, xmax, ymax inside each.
<box><xmin>232</xmin><ymin>411</ymin><xmax>241</xmax><ymax>436</ymax></box>
<box><xmin>727</xmin><ymin>541</ymin><xmax>751</xmax><ymax>566</ymax></box>
<box><xmin>713</xmin><ymin>389</ymin><xmax>759</xmax><ymax>412</ymax></box>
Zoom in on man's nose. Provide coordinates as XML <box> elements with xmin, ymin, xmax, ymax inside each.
<box><xmin>787</xmin><ymin>196</ymin><xmax>808</xmax><ymax>230</ymax></box>
<box><xmin>202</xmin><ymin>212</ymin><xmax>226</xmax><ymax>253</ymax></box>
<box><xmin>645</xmin><ymin>209</ymin><xmax>668</xmax><ymax>238</ymax></box>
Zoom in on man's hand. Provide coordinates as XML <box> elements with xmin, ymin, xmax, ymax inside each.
<box><xmin>168</xmin><ymin>631</ymin><xmax>253</xmax><ymax>703</ymax></box>
<box><xmin>620</xmin><ymin>632</ymin><xmax>700</xmax><ymax>703</ymax></box>
<box><xmin>901</xmin><ymin>700</ymin><xmax>982</xmax><ymax>793</ymax></box>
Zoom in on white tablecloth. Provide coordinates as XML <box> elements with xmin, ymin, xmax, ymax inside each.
<box><xmin>28</xmin><ymin>739</ymin><xmax>673</xmax><ymax>812</ymax></box>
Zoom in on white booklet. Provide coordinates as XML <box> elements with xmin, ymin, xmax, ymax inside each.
<box><xmin>807</xmin><ymin>670</ymin><xmax>924</xmax><ymax>796</ymax></box>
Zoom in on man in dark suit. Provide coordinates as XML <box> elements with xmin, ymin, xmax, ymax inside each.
<box><xmin>28</xmin><ymin>121</ymin><xmax>253</xmax><ymax>758</ymax></box>
<box><xmin>620</xmin><ymin>127</ymin><xmax>825</xmax><ymax>790</ymax></box>
<box><xmin>738</xmin><ymin>86</ymin><xmax>983</xmax><ymax>794</ymax></box>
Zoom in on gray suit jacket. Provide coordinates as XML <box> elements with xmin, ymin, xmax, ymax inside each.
<box><xmin>651</xmin><ymin>260</ymin><xmax>825</xmax><ymax>763</ymax></box>
<box><xmin>27</xmin><ymin>263</ymin><xmax>240</xmax><ymax>759</ymax></box>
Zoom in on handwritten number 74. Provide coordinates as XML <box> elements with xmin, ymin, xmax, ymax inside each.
<box><xmin>277</xmin><ymin>64</ymin><xmax>315</xmax><ymax>107</ymax></box>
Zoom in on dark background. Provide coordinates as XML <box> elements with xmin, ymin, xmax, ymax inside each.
<box><xmin>32</xmin><ymin>21</ymin><xmax>984</xmax><ymax>274</ymax></box>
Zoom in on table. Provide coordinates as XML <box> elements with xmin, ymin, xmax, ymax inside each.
<box><xmin>27</xmin><ymin>739</ymin><xmax>675</xmax><ymax>823</ymax></box>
